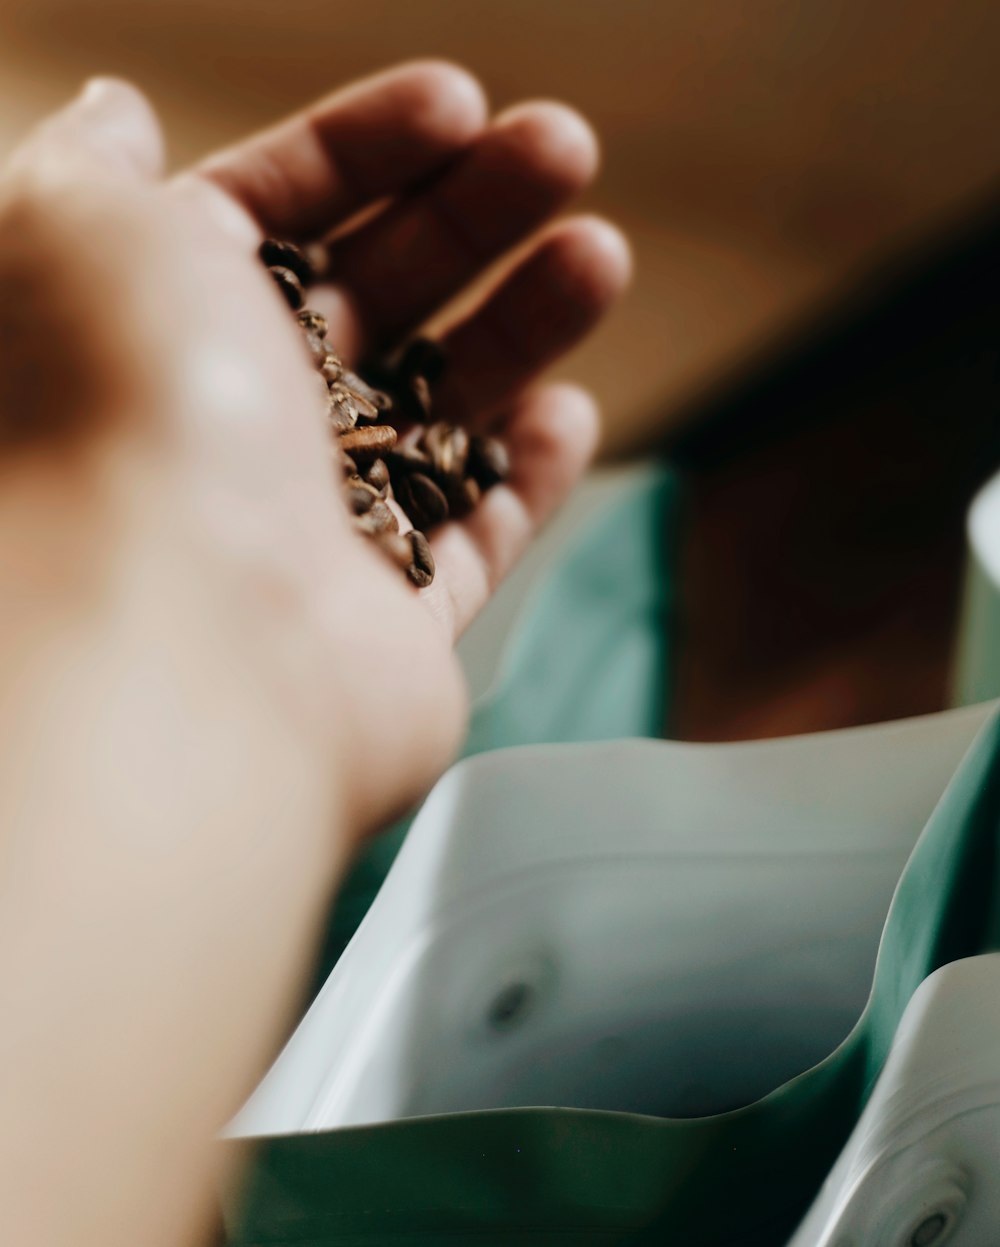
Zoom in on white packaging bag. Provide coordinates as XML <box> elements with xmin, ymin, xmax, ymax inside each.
<box><xmin>231</xmin><ymin>703</ymin><xmax>992</xmax><ymax>1136</ymax></box>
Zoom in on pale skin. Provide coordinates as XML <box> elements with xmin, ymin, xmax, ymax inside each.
<box><xmin>0</xmin><ymin>63</ymin><xmax>630</xmax><ymax>1247</ymax></box>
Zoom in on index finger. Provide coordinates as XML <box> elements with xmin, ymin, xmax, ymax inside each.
<box><xmin>192</xmin><ymin>60</ymin><xmax>489</xmax><ymax>241</ymax></box>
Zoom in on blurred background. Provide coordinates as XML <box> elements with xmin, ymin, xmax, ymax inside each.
<box><xmin>2</xmin><ymin>0</ymin><xmax>998</xmax><ymax>737</ymax></box>
<box><xmin>1</xmin><ymin>0</ymin><xmax>998</xmax><ymax>455</ymax></box>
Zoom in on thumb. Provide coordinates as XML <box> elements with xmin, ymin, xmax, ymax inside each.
<box><xmin>0</xmin><ymin>81</ymin><xmax>167</xmax><ymax>450</ymax></box>
<box><xmin>5</xmin><ymin>78</ymin><xmax>165</xmax><ymax>184</ymax></box>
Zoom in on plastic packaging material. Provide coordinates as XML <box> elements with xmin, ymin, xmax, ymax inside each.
<box><xmin>222</xmin><ymin>467</ymin><xmax>1000</xmax><ymax>1246</ymax></box>
<box><xmin>955</xmin><ymin>470</ymin><xmax>1000</xmax><ymax>707</ymax></box>
<box><xmin>789</xmin><ymin>954</ymin><xmax>1000</xmax><ymax>1246</ymax></box>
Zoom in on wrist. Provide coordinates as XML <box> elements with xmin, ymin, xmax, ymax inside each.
<box><xmin>0</xmin><ymin>455</ymin><xmax>355</xmax><ymax>1247</ymax></box>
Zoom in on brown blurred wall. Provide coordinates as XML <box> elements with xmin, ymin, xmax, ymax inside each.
<box><xmin>1</xmin><ymin>0</ymin><xmax>998</xmax><ymax>454</ymax></box>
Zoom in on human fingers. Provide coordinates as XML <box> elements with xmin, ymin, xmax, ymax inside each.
<box><xmin>193</xmin><ymin>60</ymin><xmax>488</xmax><ymax>242</ymax></box>
<box><xmin>318</xmin><ymin>100</ymin><xmax>598</xmax><ymax>349</ymax></box>
<box><xmin>419</xmin><ymin>382</ymin><xmax>600</xmax><ymax>639</ymax></box>
<box><xmin>428</xmin><ymin>215</ymin><xmax>631</xmax><ymax>430</ymax></box>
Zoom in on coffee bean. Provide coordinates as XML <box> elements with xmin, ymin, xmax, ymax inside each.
<box><xmin>408</xmin><ymin>375</ymin><xmax>432</xmax><ymax>421</ymax></box>
<box><xmin>385</xmin><ymin>447</ymin><xmax>432</xmax><ymax>504</ymax></box>
<box><xmin>406</xmin><ymin>530</ymin><xmax>435</xmax><ymax>587</ymax></box>
<box><xmin>259</xmin><ymin>235</ymin><xmax>504</xmax><ymax>588</ymax></box>
<box><xmin>339</xmin><ymin>423</ymin><xmax>397</xmax><ymax>460</ymax></box>
<box><xmin>320</xmin><ymin>353</ymin><xmax>344</xmax><ymax>385</ymax></box>
<box><xmin>350</xmin><ymin>391</ymin><xmax>380</xmax><ymax>422</ymax></box>
<box><xmin>421</xmin><ymin>422</ymin><xmax>469</xmax><ymax>479</ymax></box>
<box><xmin>374</xmin><ymin>527</ymin><xmax>436</xmax><ymax>587</ymax></box>
<box><xmin>345</xmin><ymin>476</ymin><xmax>380</xmax><ymax>515</ymax></box>
<box><xmin>303</xmin><ymin>242</ymin><xmax>328</xmax><ymax>282</ymax></box>
<box><xmin>364</xmin><ymin>458</ymin><xmax>390</xmax><ymax>497</ymax></box>
<box><xmin>354</xmin><ymin>498</ymin><xmax>399</xmax><ymax>535</ymax></box>
<box><xmin>347</xmin><ymin>486</ymin><xmax>376</xmax><ymax>516</ymax></box>
<box><xmin>341</xmin><ymin>367</ymin><xmax>393</xmax><ymax>417</ymax></box>
<box><xmin>441</xmin><ymin>473</ymin><xmax>481</xmax><ymax>519</ymax></box>
<box><xmin>467</xmin><ymin>435</ymin><xmax>510</xmax><ymax>488</ymax></box>
<box><xmin>326</xmin><ymin>362</ymin><xmax>381</xmax><ymax>422</ymax></box>
<box><xmin>386</xmin><ymin>445</ymin><xmax>432</xmax><ymax>476</ymax></box>
<box><xmin>260</xmin><ymin>239</ymin><xmax>314</xmax><ymax>287</ymax></box>
<box><xmin>304</xmin><ymin>330</ymin><xmax>330</xmax><ymax>365</ymax></box>
<box><xmin>354</xmin><ymin>360</ymin><xmax>429</xmax><ymax>424</ymax></box>
<box><xmin>385</xmin><ymin>374</ymin><xmax>433</xmax><ymax>424</ymax></box>
<box><xmin>268</xmin><ymin>265</ymin><xmax>305</xmax><ymax>311</ymax></box>
<box><xmin>394</xmin><ymin>471</ymin><xmax>449</xmax><ymax>530</ymax></box>
<box><xmin>297</xmin><ymin>308</ymin><xmax>328</xmax><ymax>337</ymax></box>
<box><xmin>328</xmin><ymin>386</ymin><xmax>359</xmax><ymax>430</ymax></box>
<box><xmin>398</xmin><ymin>337</ymin><xmax>448</xmax><ymax>385</ymax></box>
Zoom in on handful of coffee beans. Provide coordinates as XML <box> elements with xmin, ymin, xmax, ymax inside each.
<box><xmin>259</xmin><ymin>238</ymin><xmax>510</xmax><ymax>589</ymax></box>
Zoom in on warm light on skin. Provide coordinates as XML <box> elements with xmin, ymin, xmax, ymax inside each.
<box><xmin>0</xmin><ymin>60</ymin><xmax>624</xmax><ymax>1247</ymax></box>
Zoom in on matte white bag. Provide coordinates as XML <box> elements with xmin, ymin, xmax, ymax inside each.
<box><xmin>233</xmin><ymin>706</ymin><xmax>992</xmax><ymax>1136</ymax></box>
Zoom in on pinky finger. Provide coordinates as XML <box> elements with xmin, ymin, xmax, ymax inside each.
<box><xmin>420</xmin><ymin>381</ymin><xmax>600</xmax><ymax>639</ymax></box>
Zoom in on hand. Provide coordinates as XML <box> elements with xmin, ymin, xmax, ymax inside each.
<box><xmin>1</xmin><ymin>63</ymin><xmax>630</xmax><ymax>833</ymax></box>
<box><xmin>0</xmin><ymin>68</ymin><xmax>629</xmax><ymax>1247</ymax></box>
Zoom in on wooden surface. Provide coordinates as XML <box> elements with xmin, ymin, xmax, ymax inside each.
<box><xmin>1</xmin><ymin>0</ymin><xmax>998</xmax><ymax>454</ymax></box>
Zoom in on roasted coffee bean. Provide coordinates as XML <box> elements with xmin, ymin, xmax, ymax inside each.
<box><xmin>406</xmin><ymin>530</ymin><xmax>435</xmax><ymax>587</ymax></box>
<box><xmin>339</xmin><ymin>423</ymin><xmax>397</xmax><ymax>460</ymax></box>
<box><xmin>303</xmin><ymin>330</ymin><xmax>330</xmax><ymax>365</ymax></box>
<box><xmin>386</xmin><ymin>445</ymin><xmax>432</xmax><ymax>478</ymax></box>
<box><xmin>320</xmin><ymin>353</ymin><xmax>344</xmax><ymax>385</ymax></box>
<box><xmin>421</xmin><ymin>422</ymin><xmax>469</xmax><ymax>479</ymax></box>
<box><xmin>467</xmin><ymin>434</ymin><xmax>510</xmax><ymax>488</ymax></box>
<box><xmin>260</xmin><ymin>239</ymin><xmax>314</xmax><ymax>287</ymax></box>
<box><xmin>268</xmin><ymin>265</ymin><xmax>306</xmax><ymax>311</ymax></box>
<box><xmin>441</xmin><ymin>473</ymin><xmax>481</xmax><ymax>519</ymax></box>
<box><xmin>398</xmin><ymin>337</ymin><xmax>448</xmax><ymax>385</ymax></box>
<box><xmin>354</xmin><ymin>498</ymin><xmax>399</xmax><ymax>535</ymax></box>
<box><xmin>364</xmin><ymin>458</ymin><xmax>390</xmax><ymax>497</ymax></box>
<box><xmin>345</xmin><ymin>477</ymin><xmax>380</xmax><ymax>515</ymax></box>
<box><xmin>259</xmin><ymin>235</ymin><xmax>506</xmax><ymax>587</ymax></box>
<box><xmin>341</xmin><ymin>367</ymin><xmax>393</xmax><ymax>416</ymax></box>
<box><xmin>374</xmin><ymin>527</ymin><xmax>435</xmax><ymax>587</ymax></box>
<box><xmin>328</xmin><ymin>387</ymin><xmax>359</xmax><ymax>430</ymax></box>
<box><xmin>303</xmin><ymin>242</ymin><xmax>328</xmax><ymax>282</ymax></box>
<box><xmin>349</xmin><ymin>390</ymin><xmax>380</xmax><ymax>422</ymax></box>
<box><xmin>297</xmin><ymin>308</ymin><xmax>328</xmax><ymax>336</ymax></box>
<box><xmin>394</xmin><ymin>471</ymin><xmax>449</xmax><ymax>530</ymax></box>
<box><xmin>384</xmin><ymin>374</ymin><xmax>433</xmax><ymax>424</ymax></box>
<box><xmin>325</xmin><ymin>366</ymin><xmax>381</xmax><ymax>422</ymax></box>
<box><xmin>408</xmin><ymin>375</ymin><xmax>433</xmax><ymax>421</ymax></box>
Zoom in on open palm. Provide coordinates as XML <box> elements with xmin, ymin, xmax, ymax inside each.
<box><xmin>3</xmin><ymin>62</ymin><xmax>630</xmax><ymax>830</ymax></box>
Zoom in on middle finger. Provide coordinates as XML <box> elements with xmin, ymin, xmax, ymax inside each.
<box><xmin>313</xmin><ymin>101</ymin><xmax>598</xmax><ymax>354</ymax></box>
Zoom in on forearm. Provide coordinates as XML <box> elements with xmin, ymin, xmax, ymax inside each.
<box><xmin>0</xmin><ymin>464</ymin><xmax>351</xmax><ymax>1247</ymax></box>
